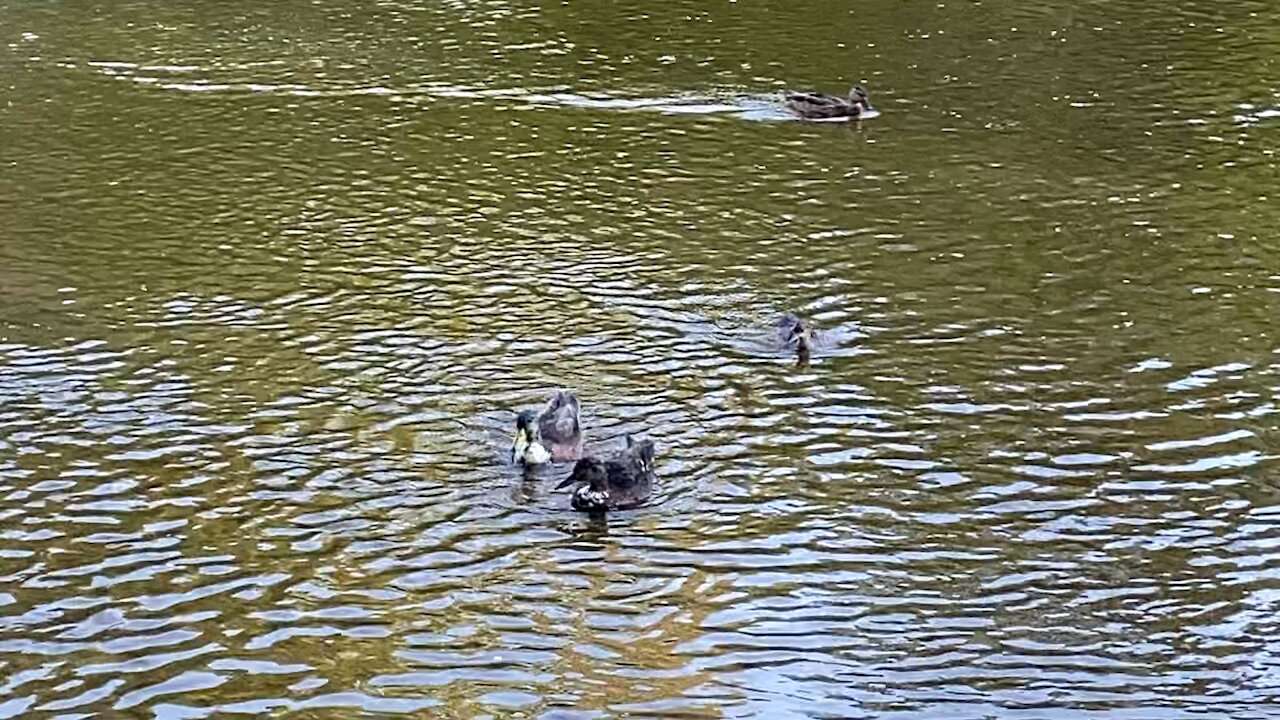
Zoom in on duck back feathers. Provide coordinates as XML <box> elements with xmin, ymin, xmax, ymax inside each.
<box><xmin>785</xmin><ymin>86</ymin><xmax>873</xmax><ymax>119</ymax></box>
<box><xmin>561</xmin><ymin>436</ymin><xmax>656</xmax><ymax>512</ymax></box>
<box><xmin>538</xmin><ymin>391</ymin><xmax>582</xmax><ymax>461</ymax></box>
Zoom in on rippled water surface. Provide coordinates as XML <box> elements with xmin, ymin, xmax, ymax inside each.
<box><xmin>3</xmin><ymin>0</ymin><xmax>1280</xmax><ymax>717</ymax></box>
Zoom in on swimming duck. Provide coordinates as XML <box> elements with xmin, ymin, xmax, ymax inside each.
<box><xmin>512</xmin><ymin>391</ymin><xmax>583</xmax><ymax>466</ymax></box>
<box><xmin>556</xmin><ymin>436</ymin><xmax>656</xmax><ymax>512</ymax></box>
<box><xmin>786</xmin><ymin>86</ymin><xmax>873</xmax><ymax>120</ymax></box>
<box><xmin>777</xmin><ymin>313</ymin><xmax>816</xmax><ymax>362</ymax></box>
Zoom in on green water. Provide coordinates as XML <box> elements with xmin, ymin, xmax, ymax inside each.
<box><xmin>2</xmin><ymin>0</ymin><xmax>1279</xmax><ymax>716</ymax></box>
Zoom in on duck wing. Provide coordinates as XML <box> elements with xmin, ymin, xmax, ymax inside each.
<box><xmin>785</xmin><ymin>91</ymin><xmax>851</xmax><ymax>118</ymax></box>
<box><xmin>604</xmin><ymin>438</ymin><xmax>655</xmax><ymax>509</ymax></box>
<box><xmin>539</xmin><ymin>391</ymin><xmax>582</xmax><ymax>460</ymax></box>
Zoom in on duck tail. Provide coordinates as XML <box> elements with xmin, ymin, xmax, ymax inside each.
<box><xmin>631</xmin><ymin>437</ymin><xmax>655</xmax><ymax>467</ymax></box>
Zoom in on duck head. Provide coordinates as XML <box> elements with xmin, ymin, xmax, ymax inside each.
<box><xmin>779</xmin><ymin>313</ymin><xmax>814</xmax><ymax>360</ymax></box>
<box><xmin>512</xmin><ymin>409</ymin><xmax>550</xmax><ymax>465</ymax></box>
<box><xmin>557</xmin><ymin>457</ymin><xmax>610</xmax><ymax>511</ymax></box>
<box><xmin>794</xmin><ymin>327</ymin><xmax>813</xmax><ymax>359</ymax></box>
<box><xmin>795</xmin><ymin>337</ymin><xmax>812</xmax><ymax>368</ymax></box>
<box><xmin>847</xmin><ymin>86</ymin><xmax>873</xmax><ymax>113</ymax></box>
<box><xmin>557</xmin><ymin>457</ymin><xmax>606</xmax><ymax>491</ymax></box>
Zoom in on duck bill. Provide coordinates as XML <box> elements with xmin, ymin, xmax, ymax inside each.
<box><xmin>512</xmin><ymin>428</ymin><xmax>530</xmax><ymax>463</ymax></box>
<box><xmin>555</xmin><ymin>474</ymin><xmax>578</xmax><ymax>490</ymax></box>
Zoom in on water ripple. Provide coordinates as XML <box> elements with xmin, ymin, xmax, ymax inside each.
<box><xmin>4</xmin><ymin>0</ymin><xmax>1280</xmax><ymax>715</ymax></box>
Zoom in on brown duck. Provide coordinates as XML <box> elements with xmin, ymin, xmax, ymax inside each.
<box><xmin>786</xmin><ymin>86</ymin><xmax>873</xmax><ymax>119</ymax></box>
<box><xmin>556</xmin><ymin>436</ymin><xmax>656</xmax><ymax>512</ymax></box>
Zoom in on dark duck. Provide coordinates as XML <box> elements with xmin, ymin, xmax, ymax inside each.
<box><xmin>777</xmin><ymin>313</ymin><xmax>817</xmax><ymax>363</ymax></box>
<box><xmin>786</xmin><ymin>86</ymin><xmax>874</xmax><ymax>120</ymax></box>
<box><xmin>557</xmin><ymin>436</ymin><xmax>656</xmax><ymax>512</ymax></box>
<box><xmin>512</xmin><ymin>391</ymin><xmax>583</xmax><ymax>466</ymax></box>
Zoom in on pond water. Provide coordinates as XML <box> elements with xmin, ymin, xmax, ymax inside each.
<box><xmin>2</xmin><ymin>0</ymin><xmax>1279</xmax><ymax>717</ymax></box>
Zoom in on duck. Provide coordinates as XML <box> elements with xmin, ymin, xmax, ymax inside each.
<box><xmin>777</xmin><ymin>313</ymin><xmax>816</xmax><ymax>363</ymax></box>
<box><xmin>785</xmin><ymin>86</ymin><xmax>873</xmax><ymax>120</ymax></box>
<box><xmin>512</xmin><ymin>391</ymin><xmax>583</xmax><ymax>466</ymax></box>
<box><xmin>556</xmin><ymin>436</ymin><xmax>656</xmax><ymax>512</ymax></box>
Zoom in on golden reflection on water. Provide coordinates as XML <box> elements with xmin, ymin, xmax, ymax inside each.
<box><xmin>2</xmin><ymin>0</ymin><xmax>1280</xmax><ymax>716</ymax></box>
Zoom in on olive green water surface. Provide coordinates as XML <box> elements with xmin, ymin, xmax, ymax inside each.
<box><xmin>2</xmin><ymin>0</ymin><xmax>1280</xmax><ymax>717</ymax></box>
